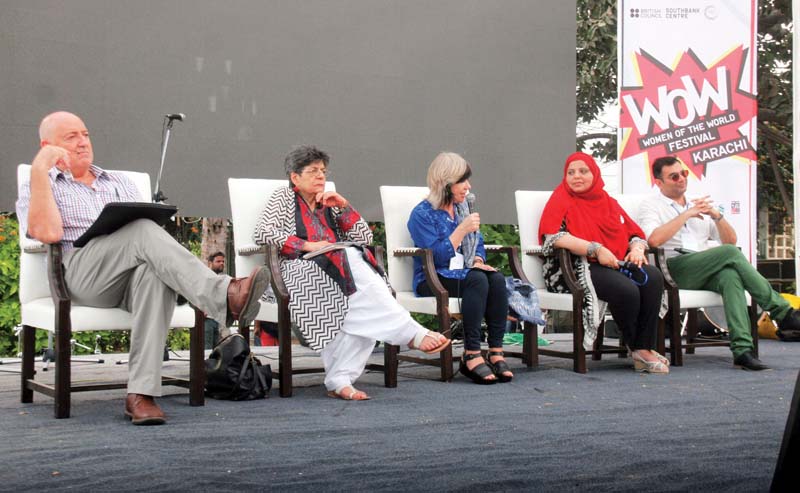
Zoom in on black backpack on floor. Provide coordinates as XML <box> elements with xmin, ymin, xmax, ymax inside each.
<box><xmin>205</xmin><ymin>333</ymin><xmax>272</xmax><ymax>400</ymax></box>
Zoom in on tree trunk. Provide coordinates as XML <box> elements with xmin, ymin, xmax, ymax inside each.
<box><xmin>201</xmin><ymin>218</ymin><xmax>228</xmax><ymax>272</ymax></box>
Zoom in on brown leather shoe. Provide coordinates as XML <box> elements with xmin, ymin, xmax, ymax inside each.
<box><xmin>227</xmin><ymin>266</ymin><xmax>270</xmax><ymax>329</ymax></box>
<box><xmin>125</xmin><ymin>393</ymin><xmax>166</xmax><ymax>425</ymax></box>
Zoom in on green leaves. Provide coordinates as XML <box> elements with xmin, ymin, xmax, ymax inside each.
<box><xmin>0</xmin><ymin>215</ymin><xmax>21</xmax><ymax>356</ymax></box>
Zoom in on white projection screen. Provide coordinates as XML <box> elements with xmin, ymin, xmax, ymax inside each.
<box><xmin>0</xmin><ymin>0</ymin><xmax>576</xmax><ymax>223</ymax></box>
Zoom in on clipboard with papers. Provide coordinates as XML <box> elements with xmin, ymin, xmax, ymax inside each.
<box><xmin>73</xmin><ymin>202</ymin><xmax>178</xmax><ymax>248</ymax></box>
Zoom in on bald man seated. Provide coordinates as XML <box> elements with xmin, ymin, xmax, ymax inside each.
<box><xmin>16</xmin><ymin>112</ymin><xmax>269</xmax><ymax>425</ymax></box>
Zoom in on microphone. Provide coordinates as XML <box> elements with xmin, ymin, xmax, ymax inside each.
<box><xmin>466</xmin><ymin>193</ymin><xmax>476</xmax><ymax>214</ymax></box>
<box><xmin>165</xmin><ymin>113</ymin><xmax>185</xmax><ymax>122</ymax></box>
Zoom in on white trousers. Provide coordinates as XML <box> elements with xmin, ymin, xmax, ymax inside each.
<box><xmin>320</xmin><ymin>248</ymin><xmax>423</xmax><ymax>392</ymax></box>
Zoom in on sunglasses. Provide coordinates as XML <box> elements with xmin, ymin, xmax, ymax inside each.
<box><xmin>663</xmin><ymin>169</ymin><xmax>689</xmax><ymax>182</ymax></box>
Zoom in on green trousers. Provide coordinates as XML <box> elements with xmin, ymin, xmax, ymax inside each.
<box><xmin>667</xmin><ymin>244</ymin><xmax>791</xmax><ymax>358</ymax></box>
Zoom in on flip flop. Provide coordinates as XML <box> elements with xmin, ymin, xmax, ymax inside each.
<box><xmin>327</xmin><ymin>386</ymin><xmax>371</xmax><ymax>401</ymax></box>
<box><xmin>410</xmin><ymin>329</ymin><xmax>451</xmax><ymax>354</ymax></box>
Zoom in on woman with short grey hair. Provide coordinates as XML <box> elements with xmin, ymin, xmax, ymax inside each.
<box><xmin>254</xmin><ymin>145</ymin><xmax>450</xmax><ymax>400</ymax></box>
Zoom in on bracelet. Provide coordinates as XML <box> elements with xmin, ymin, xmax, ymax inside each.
<box><xmin>586</xmin><ymin>241</ymin><xmax>603</xmax><ymax>258</ymax></box>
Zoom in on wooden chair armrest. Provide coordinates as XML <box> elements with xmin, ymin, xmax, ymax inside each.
<box><xmin>393</xmin><ymin>247</ymin><xmax>449</xmax><ymax>305</ymax></box>
<box><xmin>238</xmin><ymin>244</ymin><xmax>267</xmax><ymax>256</ymax></box>
<box><xmin>266</xmin><ymin>244</ymin><xmax>290</xmax><ymax>301</ymax></box>
<box><xmin>47</xmin><ymin>243</ymin><xmax>71</xmax><ymax>302</ymax></box>
<box><xmin>23</xmin><ymin>241</ymin><xmax>47</xmax><ymax>254</ymax></box>
<box><xmin>556</xmin><ymin>248</ymin><xmax>585</xmax><ymax>299</ymax></box>
<box><xmin>393</xmin><ymin>247</ymin><xmax>424</xmax><ymax>257</ymax></box>
<box><xmin>651</xmin><ymin>247</ymin><xmax>679</xmax><ymax>290</ymax></box>
<box><xmin>524</xmin><ymin>247</ymin><xmax>543</xmax><ymax>256</ymax></box>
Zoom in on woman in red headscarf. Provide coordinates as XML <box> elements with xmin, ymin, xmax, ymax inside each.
<box><xmin>539</xmin><ymin>152</ymin><xmax>668</xmax><ymax>373</ymax></box>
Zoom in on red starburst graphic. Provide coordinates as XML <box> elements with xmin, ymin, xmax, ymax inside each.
<box><xmin>619</xmin><ymin>46</ymin><xmax>757</xmax><ymax>180</ymax></box>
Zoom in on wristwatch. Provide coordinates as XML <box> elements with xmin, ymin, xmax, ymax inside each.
<box><xmin>713</xmin><ymin>212</ymin><xmax>724</xmax><ymax>222</ymax></box>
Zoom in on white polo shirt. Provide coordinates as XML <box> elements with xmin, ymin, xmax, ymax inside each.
<box><xmin>637</xmin><ymin>192</ymin><xmax>720</xmax><ymax>259</ymax></box>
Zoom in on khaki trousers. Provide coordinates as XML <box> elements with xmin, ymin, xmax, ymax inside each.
<box><xmin>63</xmin><ymin>219</ymin><xmax>230</xmax><ymax>396</ymax></box>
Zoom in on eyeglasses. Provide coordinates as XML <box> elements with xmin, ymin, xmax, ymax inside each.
<box><xmin>663</xmin><ymin>169</ymin><xmax>689</xmax><ymax>182</ymax></box>
<box><xmin>302</xmin><ymin>167</ymin><xmax>329</xmax><ymax>177</ymax></box>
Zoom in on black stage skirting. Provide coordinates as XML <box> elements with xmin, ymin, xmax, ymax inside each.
<box><xmin>0</xmin><ymin>337</ymin><xmax>795</xmax><ymax>491</ymax></box>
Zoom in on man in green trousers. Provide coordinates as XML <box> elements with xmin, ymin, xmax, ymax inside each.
<box><xmin>637</xmin><ymin>156</ymin><xmax>799</xmax><ymax>371</ymax></box>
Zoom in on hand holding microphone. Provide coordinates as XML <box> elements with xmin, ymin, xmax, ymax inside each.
<box><xmin>460</xmin><ymin>192</ymin><xmax>480</xmax><ymax>233</ymax></box>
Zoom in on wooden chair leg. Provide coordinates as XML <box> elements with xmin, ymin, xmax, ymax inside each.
<box><xmin>278</xmin><ymin>315</ymin><xmax>292</xmax><ymax>398</ymax></box>
<box><xmin>54</xmin><ymin>301</ymin><xmax>71</xmax><ymax>419</ymax></box>
<box><xmin>670</xmin><ymin>309</ymin><xmax>683</xmax><ymax>367</ymax></box>
<box><xmin>189</xmin><ymin>310</ymin><xmax>205</xmax><ymax>406</ymax></box>
<box><xmin>437</xmin><ymin>310</ymin><xmax>454</xmax><ymax>382</ymax></box>
<box><xmin>384</xmin><ymin>344</ymin><xmax>398</xmax><ymax>388</ymax></box>
<box><xmin>686</xmin><ymin>310</ymin><xmax>698</xmax><ymax>355</ymax></box>
<box><xmin>20</xmin><ymin>325</ymin><xmax>35</xmax><ymax>403</ymax></box>
<box><xmin>749</xmin><ymin>303</ymin><xmax>759</xmax><ymax>358</ymax></box>
<box><xmin>573</xmin><ymin>310</ymin><xmax>587</xmax><ymax>374</ymax></box>
<box><xmin>592</xmin><ymin>321</ymin><xmax>604</xmax><ymax>361</ymax></box>
<box><xmin>618</xmin><ymin>329</ymin><xmax>627</xmax><ymax>358</ymax></box>
<box><xmin>523</xmin><ymin>321</ymin><xmax>536</xmax><ymax>367</ymax></box>
<box><xmin>439</xmin><ymin>344</ymin><xmax>454</xmax><ymax>382</ymax></box>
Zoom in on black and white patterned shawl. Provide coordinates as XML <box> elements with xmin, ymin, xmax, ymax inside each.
<box><xmin>542</xmin><ymin>231</ymin><xmax>606</xmax><ymax>350</ymax></box>
<box><xmin>253</xmin><ymin>186</ymin><xmax>374</xmax><ymax>351</ymax></box>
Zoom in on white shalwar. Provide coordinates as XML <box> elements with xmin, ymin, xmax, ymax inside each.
<box><xmin>320</xmin><ymin>248</ymin><xmax>424</xmax><ymax>392</ymax></box>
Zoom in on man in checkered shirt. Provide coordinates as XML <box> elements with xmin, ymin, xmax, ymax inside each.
<box><xmin>17</xmin><ymin>111</ymin><xmax>270</xmax><ymax>425</ymax></box>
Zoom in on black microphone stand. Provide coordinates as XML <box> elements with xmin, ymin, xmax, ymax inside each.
<box><xmin>153</xmin><ymin>115</ymin><xmax>183</xmax><ymax>203</ymax></box>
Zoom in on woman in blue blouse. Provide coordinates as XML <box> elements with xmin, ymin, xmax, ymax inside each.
<box><xmin>407</xmin><ymin>152</ymin><xmax>511</xmax><ymax>384</ymax></box>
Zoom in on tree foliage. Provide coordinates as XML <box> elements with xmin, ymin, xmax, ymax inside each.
<box><xmin>576</xmin><ymin>0</ymin><xmax>617</xmax><ymax>159</ymax></box>
<box><xmin>756</xmin><ymin>0</ymin><xmax>793</xmax><ymax>231</ymax></box>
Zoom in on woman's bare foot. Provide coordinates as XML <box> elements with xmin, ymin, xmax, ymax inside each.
<box><xmin>408</xmin><ymin>330</ymin><xmax>451</xmax><ymax>354</ymax></box>
<box><xmin>327</xmin><ymin>386</ymin><xmax>370</xmax><ymax>401</ymax></box>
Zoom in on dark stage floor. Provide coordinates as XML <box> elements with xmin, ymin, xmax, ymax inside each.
<box><xmin>0</xmin><ymin>336</ymin><xmax>796</xmax><ymax>492</ymax></box>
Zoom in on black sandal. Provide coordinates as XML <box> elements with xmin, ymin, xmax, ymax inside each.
<box><xmin>459</xmin><ymin>353</ymin><xmax>497</xmax><ymax>385</ymax></box>
<box><xmin>486</xmin><ymin>350</ymin><xmax>513</xmax><ymax>383</ymax></box>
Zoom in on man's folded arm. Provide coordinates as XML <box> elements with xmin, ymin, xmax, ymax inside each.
<box><xmin>23</xmin><ymin>147</ymin><xmax>66</xmax><ymax>244</ymax></box>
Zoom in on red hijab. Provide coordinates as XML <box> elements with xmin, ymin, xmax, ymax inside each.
<box><xmin>538</xmin><ymin>152</ymin><xmax>644</xmax><ymax>259</ymax></box>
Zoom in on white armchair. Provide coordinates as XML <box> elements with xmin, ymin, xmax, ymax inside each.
<box><xmin>17</xmin><ymin>164</ymin><xmax>204</xmax><ymax>419</ymax></box>
<box><xmin>515</xmin><ymin>190</ymin><xmax>628</xmax><ymax>373</ymax></box>
<box><xmin>228</xmin><ymin>178</ymin><xmax>397</xmax><ymax>397</ymax></box>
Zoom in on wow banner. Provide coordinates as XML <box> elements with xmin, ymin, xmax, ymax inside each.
<box><xmin>618</xmin><ymin>0</ymin><xmax>758</xmax><ymax>260</ymax></box>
